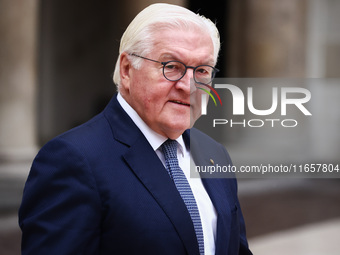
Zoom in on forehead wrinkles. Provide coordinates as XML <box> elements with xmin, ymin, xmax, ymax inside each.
<box><xmin>151</xmin><ymin>28</ymin><xmax>214</xmax><ymax>65</ymax></box>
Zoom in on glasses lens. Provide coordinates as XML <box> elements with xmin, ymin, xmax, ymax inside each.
<box><xmin>194</xmin><ymin>66</ymin><xmax>216</xmax><ymax>85</ymax></box>
<box><xmin>163</xmin><ymin>61</ymin><xmax>186</xmax><ymax>81</ymax></box>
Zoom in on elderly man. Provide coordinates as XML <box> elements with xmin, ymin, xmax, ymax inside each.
<box><xmin>19</xmin><ymin>3</ymin><xmax>252</xmax><ymax>255</ymax></box>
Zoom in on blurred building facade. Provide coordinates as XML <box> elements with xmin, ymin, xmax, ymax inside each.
<box><xmin>0</xmin><ymin>0</ymin><xmax>339</xmax><ymax>173</ymax></box>
<box><xmin>0</xmin><ymin>1</ymin><xmax>339</xmax><ymax>254</ymax></box>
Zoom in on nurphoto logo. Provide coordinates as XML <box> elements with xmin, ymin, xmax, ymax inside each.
<box><xmin>200</xmin><ymin>82</ymin><xmax>312</xmax><ymax>128</ymax></box>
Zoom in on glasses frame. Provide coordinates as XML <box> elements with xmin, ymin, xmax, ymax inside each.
<box><xmin>129</xmin><ymin>53</ymin><xmax>219</xmax><ymax>85</ymax></box>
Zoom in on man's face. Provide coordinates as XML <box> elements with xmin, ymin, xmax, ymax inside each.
<box><xmin>120</xmin><ymin>27</ymin><xmax>215</xmax><ymax>139</ymax></box>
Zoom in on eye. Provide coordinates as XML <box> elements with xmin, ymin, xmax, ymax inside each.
<box><xmin>164</xmin><ymin>62</ymin><xmax>182</xmax><ymax>71</ymax></box>
<box><xmin>165</xmin><ymin>64</ymin><xmax>177</xmax><ymax>70</ymax></box>
<box><xmin>197</xmin><ymin>68</ymin><xmax>208</xmax><ymax>74</ymax></box>
<box><xmin>196</xmin><ymin>66</ymin><xmax>211</xmax><ymax>76</ymax></box>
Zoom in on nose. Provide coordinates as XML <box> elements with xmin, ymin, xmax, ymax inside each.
<box><xmin>175</xmin><ymin>67</ymin><xmax>196</xmax><ymax>94</ymax></box>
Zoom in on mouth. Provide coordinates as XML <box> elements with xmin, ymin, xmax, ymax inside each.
<box><xmin>169</xmin><ymin>100</ymin><xmax>190</xmax><ymax>107</ymax></box>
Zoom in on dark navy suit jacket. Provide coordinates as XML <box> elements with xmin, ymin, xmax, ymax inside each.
<box><xmin>19</xmin><ymin>95</ymin><xmax>252</xmax><ymax>255</ymax></box>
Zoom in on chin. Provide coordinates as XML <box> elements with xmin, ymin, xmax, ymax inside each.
<box><xmin>164</xmin><ymin>123</ymin><xmax>190</xmax><ymax>138</ymax></box>
<box><xmin>171</xmin><ymin>124</ymin><xmax>190</xmax><ymax>132</ymax></box>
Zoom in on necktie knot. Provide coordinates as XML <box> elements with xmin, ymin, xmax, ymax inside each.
<box><xmin>161</xmin><ymin>139</ymin><xmax>178</xmax><ymax>160</ymax></box>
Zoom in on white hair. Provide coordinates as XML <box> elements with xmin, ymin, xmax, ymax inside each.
<box><xmin>113</xmin><ymin>3</ymin><xmax>220</xmax><ymax>90</ymax></box>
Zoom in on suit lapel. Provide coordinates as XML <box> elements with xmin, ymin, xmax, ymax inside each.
<box><xmin>104</xmin><ymin>96</ymin><xmax>200</xmax><ymax>255</ymax></box>
<box><xmin>123</xmin><ymin>137</ymin><xmax>199</xmax><ymax>255</ymax></box>
<box><xmin>189</xmin><ymin>129</ymin><xmax>233</xmax><ymax>254</ymax></box>
<box><xmin>201</xmin><ymin>178</ymin><xmax>233</xmax><ymax>254</ymax></box>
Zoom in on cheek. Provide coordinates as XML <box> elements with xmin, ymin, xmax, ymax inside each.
<box><xmin>193</xmin><ymin>91</ymin><xmax>203</xmax><ymax>111</ymax></box>
<box><xmin>130</xmin><ymin>68</ymin><xmax>176</xmax><ymax>118</ymax></box>
<box><xmin>189</xmin><ymin>91</ymin><xmax>204</xmax><ymax>125</ymax></box>
<box><xmin>143</xmin><ymin>97</ymin><xmax>155</xmax><ymax>113</ymax></box>
<box><xmin>142</xmin><ymin>88</ymin><xmax>171</xmax><ymax>114</ymax></box>
<box><xmin>133</xmin><ymin>85</ymin><xmax>163</xmax><ymax>116</ymax></box>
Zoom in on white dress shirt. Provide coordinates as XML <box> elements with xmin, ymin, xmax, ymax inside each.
<box><xmin>117</xmin><ymin>93</ymin><xmax>217</xmax><ymax>255</ymax></box>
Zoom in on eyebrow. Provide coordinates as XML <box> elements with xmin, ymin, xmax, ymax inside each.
<box><xmin>159</xmin><ymin>53</ymin><xmax>215</xmax><ymax>66</ymax></box>
<box><xmin>159</xmin><ymin>53</ymin><xmax>178</xmax><ymax>61</ymax></box>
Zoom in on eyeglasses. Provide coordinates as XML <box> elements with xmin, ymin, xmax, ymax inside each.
<box><xmin>130</xmin><ymin>53</ymin><xmax>219</xmax><ymax>85</ymax></box>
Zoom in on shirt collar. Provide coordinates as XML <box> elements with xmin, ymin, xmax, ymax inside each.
<box><xmin>117</xmin><ymin>93</ymin><xmax>186</xmax><ymax>156</ymax></box>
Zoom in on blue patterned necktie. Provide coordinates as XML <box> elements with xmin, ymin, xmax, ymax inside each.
<box><xmin>161</xmin><ymin>139</ymin><xmax>204</xmax><ymax>255</ymax></box>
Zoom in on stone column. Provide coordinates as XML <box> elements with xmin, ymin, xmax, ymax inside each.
<box><xmin>224</xmin><ymin>0</ymin><xmax>309</xmax><ymax>165</ymax></box>
<box><xmin>227</xmin><ymin>0</ymin><xmax>307</xmax><ymax>77</ymax></box>
<box><xmin>0</xmin><ymin>0</ymin><xmax>38</xmax><ymax>164</ymax></box>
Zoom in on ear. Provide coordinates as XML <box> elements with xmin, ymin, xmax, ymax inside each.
<box><xmin>119</xmin><ymin>52</ymin><xmax>132</xmax><ymax>93</ymax></box>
